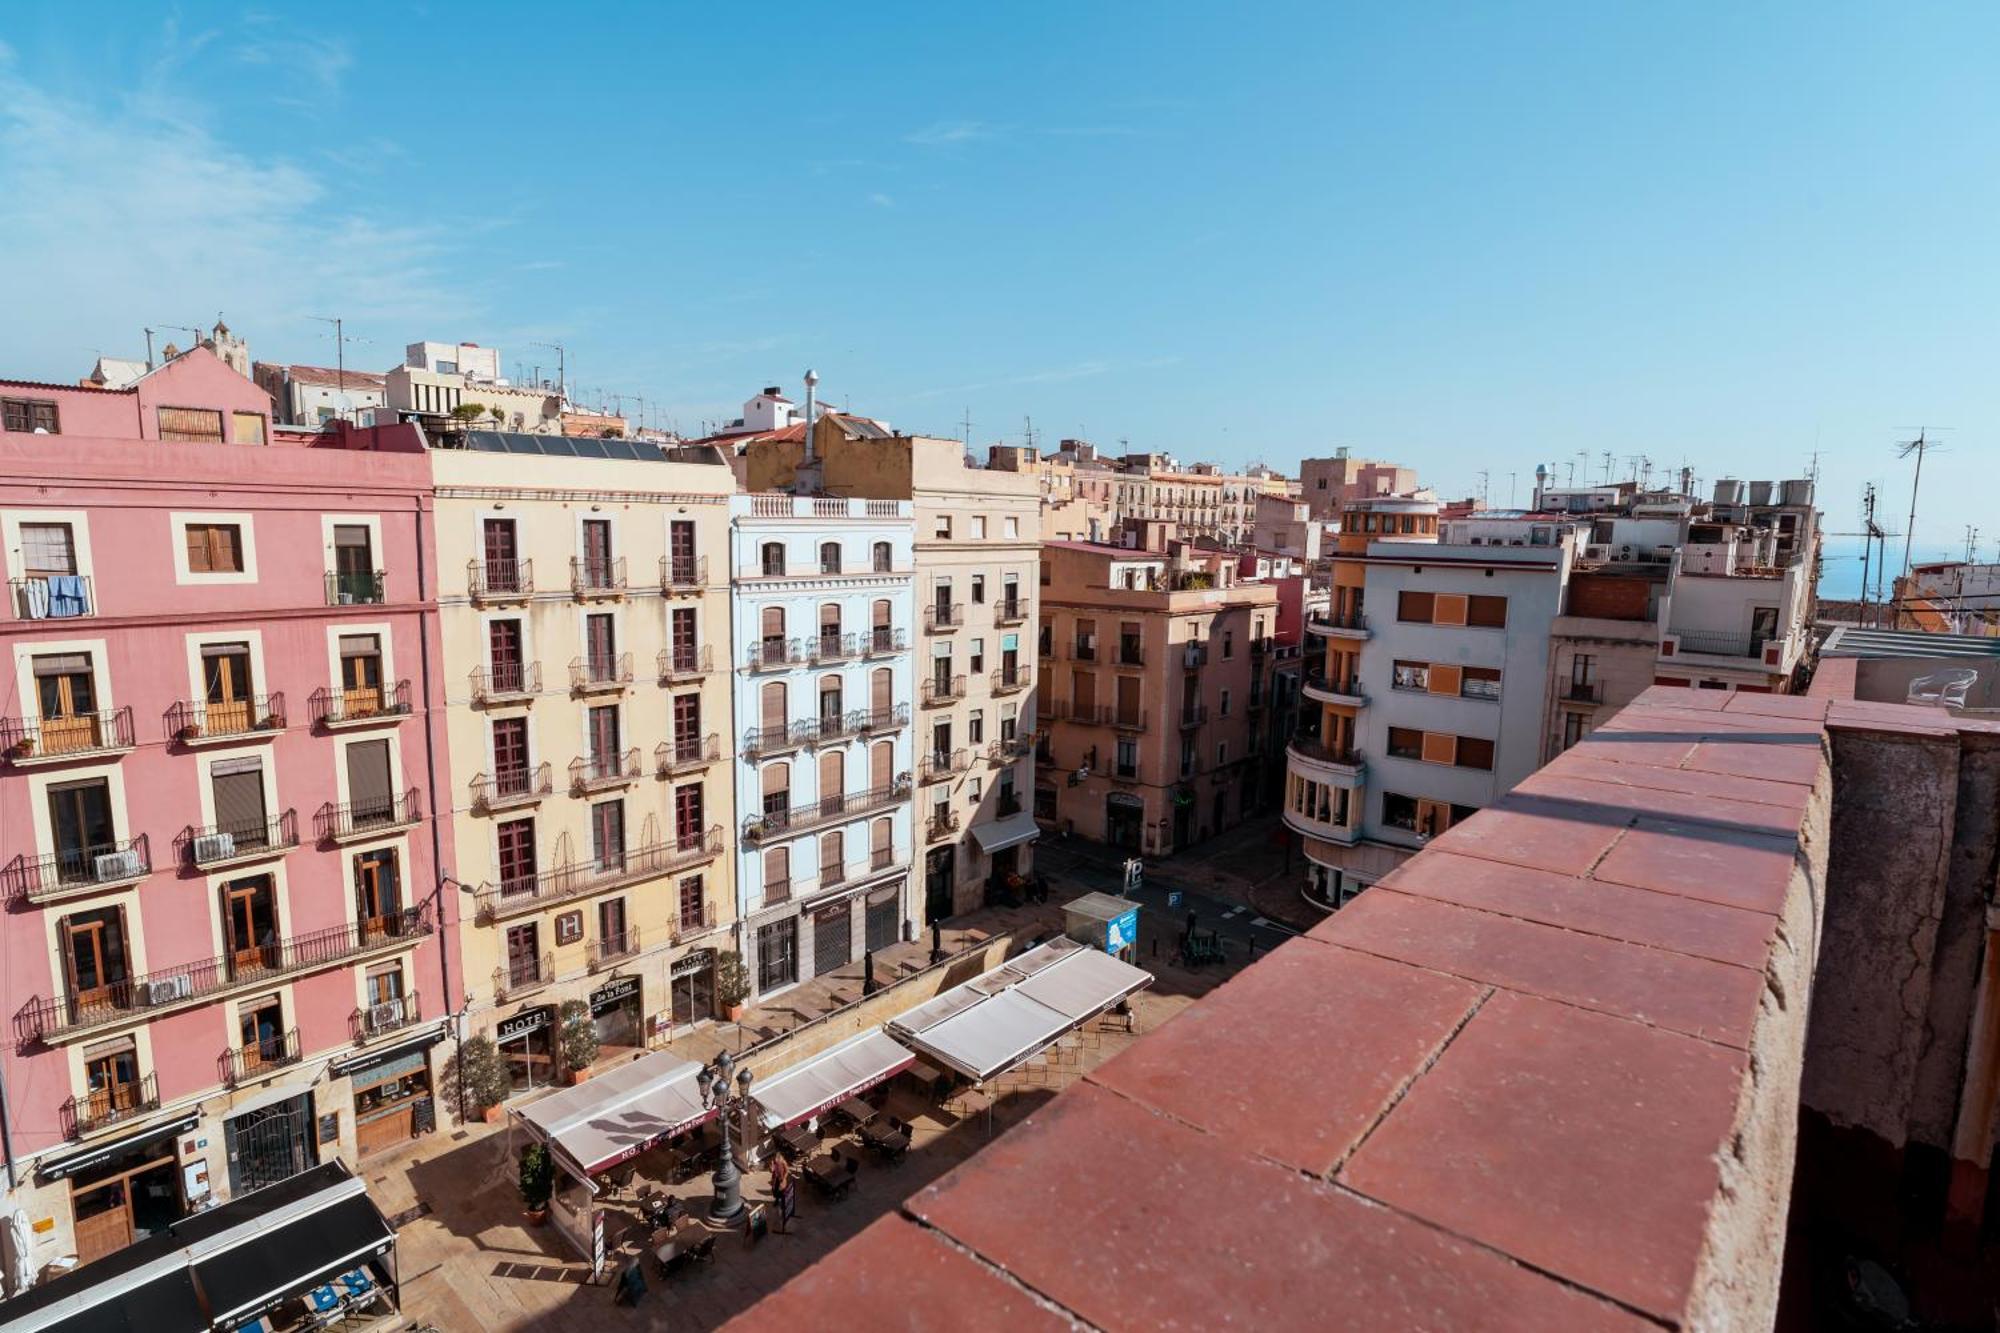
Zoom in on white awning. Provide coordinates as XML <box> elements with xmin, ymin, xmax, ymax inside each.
<box><xmin>970</xmin><ymin>810</ymin><xmax>1041</xmax><ymax>854</ymax></box>
<box><xmin>887</xmin><ymin>937</ymin><xmax>1153</xmax><ymax>1083</ymax></box>
<box><xmin>515</xmin><ymin>1050</ymin><xmax>712</xmax><ymax>1178</ymax></box>
<box><xmin>751</xmin><ymin>1027</ymin><xmax>914</xmax><ymax>1130</ymax></box>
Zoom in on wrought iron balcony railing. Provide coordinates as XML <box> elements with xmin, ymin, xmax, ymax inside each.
<box><xmin>177</xmin><ymin>811</ymin><xmax>300</xmax><ymax>870</ymax></box>
<box><xmin>2</xmin><ymin>834</ymin><xmax>151</xmax><ymax>905</ymax></box>
<box><xmin>315</xmin><ymin>788</ymin><xmax>421</xmax><ymax>844</ymax></box>
<box><xmin>658</xmin><ymin>644</ymin><xmax>714</xmax><ymax>680</ymax></box>
<box><xmin>570</xmin><ymin>556</ymin><xmax>628</xmax><ymax>598</ymax></box>
<box><xmin>351</xmin><ymin>992</ymin><xmax>422</xmax><ymax>1043</ymax></box>
<box><xmin>470</xmin><ymin>761</ymin><xmax>553</xmax><ymax>812</ymax></box>
<box><xmin>569</xmin><ymin>653</ymin><xmax>633</xmax><ymax>692</ymax></box>
<box><xmin>471</xmin><ymin>661</ymin><xmax>541</xmax><ymax>704</ymax></box>
<box><xmin>1</xmin><ymin>706</ymin><xmax>136</xmax><ymax>763</ymax></box>
<box><xmin>309</xmin><ymin>680</ymin><xmax>412</xmax><ymax>728</ymax></box>
<box><xmin>660</xmin><ymin>555</ymin><xmax>708</xmax><ymax>594</ymax></box>
<box><xmin>656</xmin><ymin>733</ymin><xmax>722</xmax><ymax>775</ymax></box>
<box><xmin>570</xmin><ymin>748</ymin><xmax>642</xmax><ymax>793</ymax></box>
<box><xmin>325</xmin><ymin>570</ymin><xmax>386</xmax><ymax>606</ymax></box>
<box><xmin>167</xmin><ymin>693</ymin><xmax>286</xmax><ymax>743</ymax></box>
<box><xmin>468</xmin><ymin>557</ymin><xmax>533</xmax><ymax>602</ymax></box>
<box><xmin>221</xmin><ymin>1027</ymin><xmax>302</xmax><ymax>1084</ymax></box>
<box><xmin>61</xmin><ymin>1072</ymin><xmax>158</xmax><ymax>1140</ymax></box>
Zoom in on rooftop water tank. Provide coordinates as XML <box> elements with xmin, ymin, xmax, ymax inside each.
<box><xmin>1713</xmin><ymin>479</ymin><xmax>1746</xmax><ymax>505</ymax></box>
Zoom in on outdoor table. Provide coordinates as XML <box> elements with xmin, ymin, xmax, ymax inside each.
<box><xmin>862</xmin><ymin>1123</ymin><xmax>911</xmax><ymax>1152</ymax></box>
<box><xmin>836</xmin><ymin>1096</ymin><xmax>878</xmax><ymax>1127</ymax></box>
<box><xmin>776</xmin><ymin>1123</ymin><xmax>817</xmax><ymax>1159</ymax></box>
<box><xmin>653</xmin><ymin>1223</ymin><xmax>708</xmax><ymax>1264</ymax></box>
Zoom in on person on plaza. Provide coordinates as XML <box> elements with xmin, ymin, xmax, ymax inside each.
<box><xmin>770</xmin><ymin>1150</ymin><xmax>795</xmax><ymax>1232</ymax></box>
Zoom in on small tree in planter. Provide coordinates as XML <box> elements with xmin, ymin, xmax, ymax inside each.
<box><xmin>715</xmin><ymin>951</ymin><xmax>752</xmax><ymax>1022</ymax></box>
<box><xmin>449</xmin><ymin>1034</ymin><xmax>510</xmax><ymax>1125</ymax></box>
<box><xmin>557</xmin><ymin>999</ymin><xmax>598</xmax><ymax>1084</ymax></box>
<box><xmin>518</xmin><ymin>1142</ymin><xmax>555</xmax><ymax>1224</ymax></box>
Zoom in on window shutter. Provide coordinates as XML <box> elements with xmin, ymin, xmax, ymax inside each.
<box><xmin>186</xmin><ymin>526</ymin><xmax>211</xmax><ymax>573</ymax></box>
<box><xmin>1426</xmin><ymin>664</ymin><xmax>1463</xmax><ymax>696</ymax></box>
<box><xmin>1432</xmin><ymin>594</ymin><xmax>1469</xmax><ymax>627</ymax></box>
<box><xmin>1421</xmin><ymin>732</ymin><xmax>1457</xmax><ymax>765</ymax></box>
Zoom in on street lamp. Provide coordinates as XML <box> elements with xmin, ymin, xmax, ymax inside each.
<box><xmin>696</xmin><ymin>1051</ymin><xmax>755</xmax><ymax>1222</ymax></box>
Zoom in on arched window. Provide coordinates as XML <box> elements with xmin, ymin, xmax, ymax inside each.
<box><xmin>818</xmin><ymin>674</ymin><xmax>844</xmax><ymax>726</ymax></box>
<box><xmin>872</xmin><ymin>541</ymin><xmax>892</xmax><ymax>573</ymax></box>
<box><xmin>819</xmin><ymin>602</ymin><xmax>842</xmax><ymax>657</ymax></box>
<box><xmin>763</xmin><ymin>846</ymin><xmax>790</xmax><ymax>901</ymax></box>
<box><xmin>761</xmin><ymin>759</ymin><xmax>791</xmax><ymax>818</ymax></box>
<box><xmin>819</xmin><ymin>541</ymin><xmax>842</xmax><ymax>575</ymax></box>
<box><xmin>820</xmin><ymin>830</ymin><xmax>845</xmax><ymax>884</ymax></box>
<box><xmin>759</xmin><ymin>681</ymin><xmax>787</xmax><ymax>739</ymax></box>
<box><xmin>759</xmin><ymin>605</ymin><xmax>786</xmax><ymax>665</ymax></box>
<box><xmin>870</xmin><ymin>816</ymin><xmax>892</xmax><ymax>870</ymax></box>
<box><xmin>870</xmin><ymin>739</ymin><xmax>894</xmax><ymax>792</ymax></box>
<box><xmin>871</xmin><ymin>599</ymin><xmax>892</xmax><ymax>652</ymax></box>
<box><xmin>870</xmin><ymin>666</ymin><xmax>893</xmax><ymax>718</ymax></box>
<box><xmin>819</xmin><ymin>750</ymin><xmax>845</xmax><ymax>817</ymax></box>
<box><xmin>760</xmin><ymin>542</ymin><xmax>786</xmax><ymax>577</ymax></box>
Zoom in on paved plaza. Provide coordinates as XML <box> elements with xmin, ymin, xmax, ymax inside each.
<box><xmin>368</xmin><ymin>890</ymin><xmax>1251</xmax><ymax>1331</ymax></box>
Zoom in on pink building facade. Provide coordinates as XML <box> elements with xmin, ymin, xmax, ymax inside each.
<box><xmin>0</xmin><ymin>349</ymin><xmax>458</xmax><ymax>1270</ymax></box>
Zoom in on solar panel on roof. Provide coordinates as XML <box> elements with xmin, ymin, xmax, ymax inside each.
<box><xmin>572</xmin><ymin>437</ymin><xmax>609</xmax><ymax>458</ymax></box>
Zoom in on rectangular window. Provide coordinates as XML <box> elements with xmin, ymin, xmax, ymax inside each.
<box><xmin>1467</xmin><ymin>595</ymin><xmax>1508</xmax><ymax>628</ymax></box>
<box><xmin>2</xmin><ymin>398</ymin><xmax>60</xmax><ymax>434</ymax></box>
<box><xmin>231</xmin><ymin>412</ymin><xmax>267</xmax><ymax>445</ymax></box>
<box><xmin>1421</xmin><ymin>731</ymin><xmax>1458</xmax><ymax>765</ymax></box>
<box><xmin>1562</xmin><ymin>711</ymin><xmax>1589</xmax><ymax>751</ymax></box>
<box><xmin>1455</xmin><ymin>736</ymin><xmax>1496</xmax><ymax>770</ymax></box>
<box><xmin>1391</xmin><ymin>660</ymin><xmax>1429</xmax><ymax>692</ymax></box>
<box><xmin>971</xmin><ymin>516</ymin><xmax>987</xmax><ymax>540</ymax></box>
<box><xmin>1382</xmin><ymin>791</ymin><xmax>1418</xmax><ymax>831</ymax></box>
<box><xmin>1461</xmin><ymin>666</ymin><xmax>1502</xmax><ymax>701</ymax></box>
<box><xmin>185</xmin><ymin>523</ymin><xmax>245</xmax><ymax>573</ymax></box>
<box><xmin>934</xmin><ymin>515</ymin><xmax>952</xmax><ymax>540</ymax></box>
<box><xmin>678</xmin><ymin>875</ymin><xmax>705</xmax><ymax>931</ymax></box>
<box><xmin>591</xmin><ymin>800</ymin><xmax>625</xmax><ymax>871</ymax></box>
<box><xmin>1004</xmin><ymin>517</ymin><xmax>1019</xmax><ymax>539</ymax></box>
<box><xmin>1396</xmin><ymin>590</ymin><xmax>1435</xmax><ymax>624</ymax></box>
<box><xmin>157</xmin><ymin>407</ymin><xmax>225</xmax><ymax>443</ymax></box>
<box><xmin>967</xmin><ymin>709</ymin><xmax>984</xmax><ymax>745</ymax></box>
<box><xmin>1115</xmin><ymin>737</ymin><xmax>1138</xmax><ymax>778</ymax></box>
<box><xmin>1386</xmin><ymin>727</ymin><xmax>1423</xmax><ymax>760</ymax></box>
<box><xmin>971</xmin><ymin>574</ymin><xmax>986</xmax><ymax>603</ymax></box>
<box><xmin>20</xmin><ymin>522</ymin><xmax>76</xmax><ymax>576</ymax></box>
<box><xmin>497</xmin><ymin>817</ymin><xmax>536</xmax><ymax>889</ymax></box>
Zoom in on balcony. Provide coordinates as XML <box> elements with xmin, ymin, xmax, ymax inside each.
<box><xmin>815</xmin><ymin>709</ymin><xmax>862</xmax><ymax>743</ymax></box>
<box><xmin>1113</xmin><ymin>709</ymin><xmax>1148</xmax><ymax>733</ymax></box>
<box><xmin>1562</xmin><ymin>680</ymin><xmax>1604</xmax><ymax>704</ymax></box>
<box><xmin>920</xmin><ymin>749</ymin><xmax>972</xmax><ymax>783</ymax></box>
<box><xmin>742</xmin><ymin>720</ymin><xmax>816</xmax><ymax>759</ymax></box>
<box><xmin>656</xmin><ymin>733</ymin><xmax>722</xmax><ymax>776</ymax></box>
<box><xmin>589</xmin><ymin>927</ymin><xmax>642</xmax><ymax>971</ymax></box>
<box><xmin>990</xmin><ymin>666</ymin><xmax>1030</xmax><ymax>696</ymax></box>
<box><xmin>167</xmin><ymin>693</ymin><xmax>286</xmax><ymax>745</ymax></box>
<box><xmin>1287</xmin><ymin>734</ymin><xmax>1364</xmax><ymax>776</ymax></box>
<box><xmin>474</xmin><ymin>829</ymin><xmax>724</xmax><ymax>922</ymax></box>
<box><xmin>1306</xmin><ymin>609</ymin><xmax>1370</xmax><ymax>640</ymax></box>
<box><xmin>221</xmin><ymin>1028</ymin><xmax>302</xmax><ymax>1085</ymax></box>
<box><xmin>177</xmin><ymin>811</ymin><xmax>300</xmax><ymax>871</ymax></box>
<box><xmin>570</xmin><ymin>556</ymin><xmax>628</xmax><ymax>599</ymax></box>
<box><xmin>350</xmin><ymin>992</ymin><xmax>422</xmax><ymax>1043</ymax></box>
<box><xmin>570</xmin><ymin>748</ymin><xmax>641</xmax><ymax>794</ymax></box>
<box><xmin>309</xmin><ymin>680</ymin><xmax>412</xmax><ymax>729</ymax></box>
<box><xmin>495</xmin><ymin>952</ymin><xmax>554</xmax><ymax>1002</ymax></box>
<box><xmin>1178</xmin><ymin>704</ymin><xmax>1208</xmax><ymax>730</ymax></box>
<box><xmin>470</xmin><ymin>761</ymin><xmax>553</xmax><ymax>813</ymax></box>
<box><xmin>660</xmin><ymin>555</ymin><xmax>709</xmax><ymax>596</ymax></box>
<box><xmin>61</xmin><ymin>1073</ymin><xmax>159</xmax><ymax>1141</ymax></box>
<box><xmin>468</xmin><ymin>558</ymin><xmax>534</xmax><ymax>604</ymax></box>
<box><xmin>314</xmin><ymin>788</ymin><xmax>421</xmax><ymax>844</ymax></box>
<box><xmin>1</xmin><ymin>707</ymin><xmax>136</xmax><ymax>765</ymax></box>
<box><xmin>3</xmin><ymin>835</ymin><xmax>152</xmax><ymax>906</ymax></box>
<box><xmin>922</xmin><ymin>675</ymin><xmax>967</xmax><ymax>708</ymax></box>
<box><xmin>1182</xmin><ymin>645</ymin><xmax>1209</xmax><ymax>671</ymax></box>
<box><xmin>325</xmin><ymin>570</ymin><xmax>386</xmax><ymax>606</ymax></box>
<box><xmin>864</xmin><ymin>627</ymin><xmax>908</xmax><ymax>657</ymax></box>
<box><xmin>471</xmin><ymin>661</ymin><xmax>541</xmax><ymax>705</ymax></box>
<box><xmin>925</xmin><ymin>810</ymin><xmax>961</xmax><ymax>843</ymax></box>
<box><xmin>855</xmin><ymin>703</ymin><xmax>911</xmax><ymax>734</ymax></box>
<box><xmin>986</xmin><ymin>736</ymin><xmax>1033</xmax><ymax>766</ymax></box>
<box><xmin>925</xmin><ymin>604</ymin><xmax>964</xmax><ymax>632</ymax></box>
<box><xmin>569</xmin><ymin>653</ymin><xmax>633</xmax><ymax>693</ymax></box>
<box><xmin>1070</xmin><ymin>641</ymin><xmax>1099</xmax><ymax>662</ymax></box>
<box><xmin>1666</xmin><ymin>628</ymin><xmax>1773</xmax><ymax>661</ymax></box>
<box><xmin>9</xmin><ymin>575</ymin><xmax>94</xmax><ymax>621</ymax></box>
<box><xmin>1115</xmin><ymin>642</ymin><xmax>1145</xmax><ymax>668</ymax></box>
<box><xmin>812</xmin><ymin>632</ymin><xmax>863</xmax><ymax>664</ymax></box>
<box><xmin>17</xmin><ymin>906</ymin><xmax>435</xmax><ymax>1045</ymax></box>
<box><xmin>746</xmin><ymin>637</ymin><xmax>809</xmax><ymax>672</ymax></box>
<box><xmin>658</xmin><ymin>644</ymin><xmax>714</xmax><ymax>682</ymax></box>
<box><xmin>742</xmin><ymin>779</ymin><xmax>914</xmax><ymax>844</ymax></box>
<box><xmin>673</xmin><ymin>902</ymin><xmax>719</xmax><ymax>943</ymax></box>
<box><xmin>1303</xmin><ymin>672</ymin><xmax>1368</xmax><ymax>707</ymax></box>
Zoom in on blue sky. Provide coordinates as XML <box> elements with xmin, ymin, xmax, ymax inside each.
<box><xmin>1</xmin><ymin>3</ymin><xmax>1994</xmax><ymax>591</ymax></box>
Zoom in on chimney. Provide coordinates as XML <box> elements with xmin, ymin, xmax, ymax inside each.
<box><xmin>795</xmin><ymin>368</ymin><xmax>823</xmax><ymax>495</ymax></box>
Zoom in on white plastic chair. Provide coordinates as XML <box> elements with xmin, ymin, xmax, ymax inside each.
<box><xmin>1906</xmin><ymin>668</ymin><xmax>1980</xmax><ymax>709</ymax></box>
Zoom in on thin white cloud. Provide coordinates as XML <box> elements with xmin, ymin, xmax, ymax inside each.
<box><xmin>0</xmin><ymin>37</ymin><xmax>480</xmax><ymax>378</ymax></box>
<box><xmin>904</xmin><ymin>119</ymin><xmax>996</xmax><ymax>147</ymax></box>
<box><xmin>868</xmin><ymin>192</ymin><xmax>894</xmax><ymax>208</ymax></box>
<box><xmin>235</xmin><ymin>33</ymin><xmax>352</xmax><ymax>97</ymax></box>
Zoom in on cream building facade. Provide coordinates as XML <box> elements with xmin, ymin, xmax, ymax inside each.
<box><xmin>430</xmin><ymin>434</ymin><xmax>737</xmax><ymax>1097</ymax></box>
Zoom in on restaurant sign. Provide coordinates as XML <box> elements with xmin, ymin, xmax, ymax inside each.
<box><xmin>671</xmin><ymin>948</ymin><xmax>715</xmax><ymax>979</ymax></box>
<box><xmin>590</xmin><ymin>976</ymin><xmax>640</xmax><ymax>1013</ymax></box>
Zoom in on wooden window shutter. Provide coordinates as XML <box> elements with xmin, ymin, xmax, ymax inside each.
<box><xmin>1421</xmin><ymin>731</ymin><xmax>1457</xmax><ymax>765</ymax></box>
<box><xmin>762</xmin><ymin>761</ymin><xmax>789</xmax><ymax>797</ymax></box>
<box><xmin>1426</xmin><ymin>664</ymin><xmax>1463</xmax><ymax>696</ymax></box>
<box><xmin>1432</xmin><ymin>594</ymin><xmax>1469</xmax><ymax>626</ymax></box>
<box><xmin>186</xmin><ymin>525</ymin><xmax>211</xmax><ymax>572</ymax></box>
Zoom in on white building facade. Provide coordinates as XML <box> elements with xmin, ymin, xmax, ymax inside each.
<box><xmin>728</xmin><ymin>495</ymin><xmax>918</xmax><ymax>999</ymax></box>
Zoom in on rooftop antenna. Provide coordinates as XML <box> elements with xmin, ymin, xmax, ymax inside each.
<box><xmin>1599</xmin><ymin>450</ymin><xmax>1615</xmax><ymax>485</ymax></box>
<box><xmin>1896</xmin><ymin>428</ymin><xmax>1947</xmax><ymax>577</ymax></box>
<box><xmin>1476</xmin><ymin>469</ymin><xmax>1490</xmax><ymax>507</ymax></box>
<box><xmin>959</xmin><ymin>406</ymin><xmax>974</xmax><ymax>449</ymax></box>
<box><xmin>1507</xmin><ymin>471</ymin><xmax>1517</xmax><ymax>508</ymax></box>
<box><xmin>530</xmin><ymin>341</ymin><xmax>568</xmax><ymax>404</ymax></box>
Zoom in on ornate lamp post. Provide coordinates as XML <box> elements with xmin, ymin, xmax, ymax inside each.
<box><xmin>696</xmin><ymin>1051</ymin><xmax>755</xmax><ymax>1222</ymax></box>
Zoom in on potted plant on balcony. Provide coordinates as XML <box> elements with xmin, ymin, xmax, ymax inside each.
<box><xmin>558</xmin><ymin>999</ymin><xmax>598</xmax><ymax>1085</ymax></box>
<box><xmin>451</xmin><ymin>1034</ymin><xmax>510</xmax><ymax>1126</ymax></box>
<box><xmin>518</xmin><ymin>1142</ymin><xmax>555</xmax><ymax>1225</ymax></box>
<box><xmin>715</xmin><ymin>951</ymin><xmax>751</xmax><ymax>1022</ymax></box>
<box><xmin>8</xmin><ymin>734</ymin><xmax>34</xmax><ymax>759</ymax></box>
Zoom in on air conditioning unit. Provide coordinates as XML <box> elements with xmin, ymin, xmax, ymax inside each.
<box><xmin>143</xmin><ymin>974</ymin><xmax>194</xmax><ymax>1005</ymax></box>
<box><xmin>94</xmin><ymin>849</ymin><xmax>142</xmax><ymax>882</ymax></box>
<box><xmin>193</xmin><ymin>832</ymin><xmax>237</xmax><ymax>863</ymax></box>
<box><xmin>1619</xmin><ymin>545</ymin><xmax>1635</xmax><ymax>559</ymax></box>
<box><xmin>367</xmin><ymin>1000</ymin><xmax>404</xmax><ymax>1032</ymax></box>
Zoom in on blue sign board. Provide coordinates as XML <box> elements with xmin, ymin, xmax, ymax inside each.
<box><xmin>1168</xmin><ymin>891</ymin><xmax>1183</xmax><ymax>909</ymax></box>
<box><xmin>1104</xmin><ymin>907</ymin><xmax>1139</xmax><ymax>954</ymax></box>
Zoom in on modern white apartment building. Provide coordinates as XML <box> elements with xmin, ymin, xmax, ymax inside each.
<box><xmin>728</xmin><ymin>494</ymin><xmax>917</xmax><ymax>1000</ymax></box>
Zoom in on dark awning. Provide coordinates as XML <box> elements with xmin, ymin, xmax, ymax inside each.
<box><xmin>190</xmin><ymin>1189</ymin><xmax>393</xmax><ymax>1329</ymax></box>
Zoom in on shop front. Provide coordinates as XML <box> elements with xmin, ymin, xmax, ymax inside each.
<box><xmin>498</xmin><ymin>1003</ymin><xmax>557</xmax><ymax>1095</ymax></box>
<box><xmin>334</xmin><ymin>1029</ymin><xmax>444</xmax><ymax>1158</ymax></box>
<box><xmin>225</xmin><ymin>1090</ymin><xmax>320</xmax><ymax>1196</ymax></box>
<box><xmin>589</xmin><ymin>975</ymin><xmax>643</xmax><ymax>1055</ymax></box>
<box><xmin>42</xmin><ymin>1112</ymin><xmax>199</xmax><ymax>1267</ymax></box>
<box><xmin>669</xmin><ymin>948</ymin><xmax>715</xmax><ymax>1029</ymax></box>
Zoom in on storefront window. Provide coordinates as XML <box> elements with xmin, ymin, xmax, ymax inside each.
<box><xmin>497</xmin><ymin>1005</ymin><xmax>556</xmax><ymax>1094</ymax></box>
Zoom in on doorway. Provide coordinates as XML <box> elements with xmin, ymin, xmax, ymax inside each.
<box><xmin>670</xmin><ymin>952</ymin><xmax>715</xmax><ymax>1028</ymax></box>
<box><xmin>225</xmin><ymin>1092</ymin><xmax>317</xmax><ymax>1194</ymax></box>
<box><xmin>70</xmin><ymin>1152</ymin><xmax>181</xmax><ymax>1266</ymax></box>
<box><xmin>1105</xmin><ymin>794</ymin><xmax>1144</xmax><ymax>851</ymax></box>
<box><xmin>924</xmin><ymin>847</ymin><xmax>955</xmax><ymax>923</ymax></box>
<box><xmin>813</xmin><ymin>901</ymin><xmax>853</xmax><ymax>978</ymax></box>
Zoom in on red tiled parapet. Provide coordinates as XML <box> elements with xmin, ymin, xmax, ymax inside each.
<box><xmin>729</xmin><ymin>686</ymin><xmax>1855</xmax><ymax>1329</ymax></box>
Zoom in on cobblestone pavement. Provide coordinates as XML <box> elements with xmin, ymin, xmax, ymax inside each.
<box><xmin>373</xmin><ymin>891</ymin><xmax>1251</xmax><ymax>1331</ymax></box>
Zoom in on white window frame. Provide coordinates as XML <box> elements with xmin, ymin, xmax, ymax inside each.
<box><xmin>171</xmin><ymin>511</ymin><xmax>260</xmax><ymax>585</ymax></box>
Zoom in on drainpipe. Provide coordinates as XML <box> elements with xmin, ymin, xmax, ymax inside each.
<box><xmin>411</xmin><ymin>486</ymin><xmax>460</xmax><ymax>1118</ymax></box>
<box><xmin>0</xmin><ymin>1053</ymin><xmax>17</xmax><ymax>1191</ymax></box>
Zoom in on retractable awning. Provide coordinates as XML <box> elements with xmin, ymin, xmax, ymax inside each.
<box><xmin>969</xmin><ymin>811</ymin><xmax>1041</xmax><ymax>854</ymax></box>
<box><xmin>0</xmin><ymin>1162</ymin><xmax>394</xmax><ymax>1333</ymax></box>
<box><xmin>751</xmin><ymin>1027</ymin><xmax>915</xmax><ymax>1130</ymax></box>
<box><xmin>515</xmin><ymin>1050</ymin><xmax>712</xmax><ymax>1178</ymax></box>
<box><xmin>887</xmin><ymin>937</ymin><xmax>1152</xmax><ymax>1084</ymax></box>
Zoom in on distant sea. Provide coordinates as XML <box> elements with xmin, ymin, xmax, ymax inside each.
<box><xmin>1817</xmin><ymin>534</ymin><xmax>1966</xmax><ymax>600</ymax></box>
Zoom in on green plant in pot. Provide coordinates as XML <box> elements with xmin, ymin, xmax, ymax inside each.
<box><xmin>558</xmin><ymin>999</ymin><xmax>598</xmax><ymax>1084</ymax></box>
<box><xmin>715</xmin><ymin>951</ymin><xmax>751</xmax><ymax>1021</ymax></box>
<box><xmin>518</xmin><ymin>1142</ymin><xmax>556</xmax><ymax>1224</ymax></box>
<box><xmin>451</xmin><ymin>1034</ymin><xmax>510</xmax><ymax>1125</ymax></box>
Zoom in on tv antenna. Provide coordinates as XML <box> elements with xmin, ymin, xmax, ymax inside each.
<box><xmin>1895</xmin><ymin>428</ymin><xmax>1948</xmax><ymax>577</ymax></box>
<box><xmin>529</xmin><ymin>341</ymin><xmax>568</xmax><ymax>403</ymax></box>
<box><xmin>308</xmin><ymin>316</ymin><xmax>370</xmax><ymax>413</ymax></box>
<box><xmin>959</xmin><ymin>406</ymin><xmax>974</xmax><ymax>448</ymax></box>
